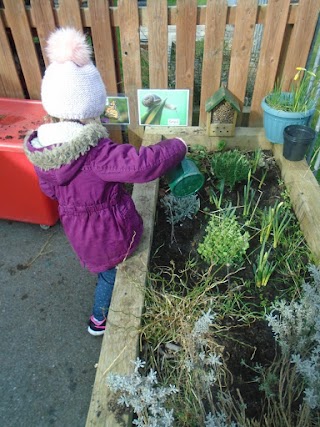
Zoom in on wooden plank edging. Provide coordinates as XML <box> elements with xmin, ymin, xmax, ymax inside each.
<box><xmin>272</xmin><ymin>144</ymin><xmax>320</xmax><ymax>263</ymax></box>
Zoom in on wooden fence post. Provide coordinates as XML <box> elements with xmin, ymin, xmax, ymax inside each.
<box><xmin>176</xmin><ymin>0</ymin><xmax>197</xmax><ymax>125</ymax></box>
<box><xmin>118</xmin><ymin>0</ymin><xmax>143</xmax><ymax>147</ymax></box>
<box><xmin>249</xmin><ymin>0</ymin><xmax>291</xmax><ymax>127</ymax></box>
<box><xmin>3</xmin><ymin>0</ymin><xmax>42</xmax><ymax>99</ymax></box>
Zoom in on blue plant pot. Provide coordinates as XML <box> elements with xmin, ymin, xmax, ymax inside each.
<box><xmin>261</xmin><ymin>95</ymin><xmax>315</xmax><ymax>144</ymax></box>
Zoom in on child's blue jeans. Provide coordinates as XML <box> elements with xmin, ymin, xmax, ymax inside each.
<box><xmin>92</xmin><ymin>267</ymin><xmax>117</xmax><ymax>321</ymax></box>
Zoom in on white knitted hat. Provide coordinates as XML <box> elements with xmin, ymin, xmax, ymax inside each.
<box><xmin>41</xmin><ymin>27</ymin><xmax>107</xmax><ymax>120</ymax></box>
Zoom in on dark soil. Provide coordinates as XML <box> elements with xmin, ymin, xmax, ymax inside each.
<box><xmin>146</xmin><ymin>150</ymin><xmax>309</xmax><ymax>423</ymax></box>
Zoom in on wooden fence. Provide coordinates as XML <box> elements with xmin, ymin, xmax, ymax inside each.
<box><xmin>0</xmin><ymin>0</ymin><xmax>319</xmax><ymax>145</ymax></box>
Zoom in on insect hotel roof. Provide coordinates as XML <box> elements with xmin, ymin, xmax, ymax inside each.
<box><xmin>205</xmin><ymin>87</ymin><xmax>241</xmax><ymax>113</ymax></box>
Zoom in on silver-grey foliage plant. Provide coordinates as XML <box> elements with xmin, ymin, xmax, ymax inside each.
<box><xmin>266</xmin><ymin>265</ymin><xmax>320</xmax><ymax>409</ymax></box>
<box><xmin>161</xmin><ymin>193</ymin><xmax>200</xmax><ymax>225</ymax></box>
<box><xmin>107</xmin><ymin>311</ymin><xmax>236</xmax><ymax>427</ymax></box>
<box><xmin>107</xmin><ymin>358</ymin><xmax>178</xmax><ymax>427</ymax></box>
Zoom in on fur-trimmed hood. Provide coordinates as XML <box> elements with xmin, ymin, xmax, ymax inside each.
<box><xmin>24</xmin><ymin>122</ymin><xmax>109</xmax><ymax>185</ymax></box>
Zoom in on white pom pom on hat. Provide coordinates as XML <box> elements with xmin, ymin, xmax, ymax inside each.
<box><xmin>41</xmin><ymin>27</ymin><xmax>107</xmax><ymax>120</ymax></box>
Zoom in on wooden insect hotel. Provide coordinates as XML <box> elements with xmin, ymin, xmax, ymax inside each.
<box><xmin>205</xmin><ymin>87</ymin><xmax>241</xmax><ymax>137</ymax></box>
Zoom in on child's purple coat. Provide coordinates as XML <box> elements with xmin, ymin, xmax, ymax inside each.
<box><xmin>25</xmin><ymin>132</ymin><xmax>186</xmax><ymax>272</ymax></box>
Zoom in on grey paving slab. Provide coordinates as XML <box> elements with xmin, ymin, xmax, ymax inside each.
<box><xmin>0</xmin><ymin>219</ymin><xmax>102</xmax><ymax>427</ymax></box>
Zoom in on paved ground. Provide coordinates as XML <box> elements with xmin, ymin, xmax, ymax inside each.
<box><xmin>0</xmin><ymin>219</ymin><xmax>103</xmax><ymax>427</ymax></box>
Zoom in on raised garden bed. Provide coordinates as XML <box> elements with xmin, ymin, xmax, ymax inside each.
<box><xmin>86</xmin><ymin>127</ymin><xmax>320</xmax><ymax>427</ymax></box>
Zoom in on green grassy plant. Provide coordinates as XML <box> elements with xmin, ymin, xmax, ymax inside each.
<box><xmin>208</xmin><ymin>179</ymin><xmax>225</xmax><ymax>210</ymax></box>
<box><xmin>271</xmin><ymin>202</ymin><xmax>292</xmax><ymax>249</ymax></box>
<box><xmin>266</xmin><ymin>66</ymin><xmax>320</xmax><ymax>112</ymax></box>
<box><xmin>242</xmin><ymin>170</ymin><xmax>256</xmax><ymax>218</ymax></box>
<box><xmin>211</xmin><ymin>150</ymin><xmax>251</xmax><ymax>189</ymax></box>
<box><xmin>250</xmin><ymin>148</ymin><xmax>264</xmax><ymax>174</ymax></box>
<box><xmin>260</xmin><ymin>206</ymin><xmax>274</xmax><ymax>244</ymax></box>
<box><xmin>253</xmin><ymin>243</ymin><xmax>277</xmax><ymax>288</ymax></box>
<box><xmin>259</xmin><ymin>201</ymin><xmax>291</xmax><ymax>248</ymax></box>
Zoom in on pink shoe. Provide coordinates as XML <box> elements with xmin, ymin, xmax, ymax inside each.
<box><xmin>87</xmin><ymin>315</ymin><xmax>106</xmax><ymax>336</ymax></box>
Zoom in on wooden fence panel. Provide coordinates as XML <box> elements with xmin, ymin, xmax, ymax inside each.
<box><xmin>199</xmin><ymin>0</ymin><xmax>228</xmax><ymax>126</ymax></box>
<box><xmin>56</xmin><ymin>0</ymin><xmax>82</xmax><ymax>31</ymax></box>
<box><xmin>118</xmin><ymin>0</ymin><xmax>143</xmax><ymax>146</ymax></box>
<box><xmin>176</xmin><ymin>0</ymin><xmax>197</xmax><ymax>125</ymax></box>
<box><xmin>147</xmin><ymin>0</ymin><xmax>168</xmax><ymax>88</ymax></box>
<box><xmin>0</xmin><ymin>2</ymin><xmax>316</xmax><ymax>134</ymax></box>
<box><xmin>30</xmin><ymin>0</ymin><xmax>56</xmax><ymax>68</ymax></box>
<box><xmin>3</xmin><ymin>0</ymin><xmax>42</xmax><ymax>99</ymax></box>
<box><xmin>249</xmin><ymin>0</ymin><xmax>291</xmax><ymax>127</ymax></box>
<box><xmin>228</xmin><ymin>0</ymin><xmax>258</xmax><ymax>110</ymax></box>
<box><xmin>281</xmin><ymin>0</ymin><xmax>320</xmax><ymax>91</ymax></box>
<box><xmin>0</xmin><ymin>15</ymin><xmax>24</xmax><ymax>98</ymax></box>
<box><xmin>89</xmin><ymin>0</ymin><xmax>117</xmax><ymax>94</ymax></box>
<box><xmin>89</xmin><ymin>0</ymin><xmax>122</xmax><ymax>143</ymax></box>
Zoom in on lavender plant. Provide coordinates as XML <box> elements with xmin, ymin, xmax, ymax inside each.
<box><xmin>205</xmin><ymin>412</ymin><xmax>239</xmax><ymax>427</ymax></box>
<box><xmin>266</xmin><ymin>265</ymin><xmax>320</xmax><ymax>410</ymax></box>
<box><xmin>161</xmin><ymin>193</ymin><xmax>200</xmax><ymax>225</ymax></box>
<box><xmin>107</xmin><ymin>358</ymin><xmax>178</xmax><ymax>427</ymax></box>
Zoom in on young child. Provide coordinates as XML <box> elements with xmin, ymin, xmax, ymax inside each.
<box><xmin>24</xmin><ymin>27</ymin><xmax>187</xmax><ymax>336</ymax></box>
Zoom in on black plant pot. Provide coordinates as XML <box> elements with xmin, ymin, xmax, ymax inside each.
<box><xmin>283</xmin><ymin>125</ymin><xmax>316</xmax><ymax>161</ymax></box>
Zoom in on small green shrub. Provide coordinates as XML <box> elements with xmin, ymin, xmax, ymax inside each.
<box><xmin>197</xmin><ymin>211</ymin><xmax>250</xmax><ymax>266</ymax></box>
<box><xmin>211</xmin><ymin>150</ymin><xmax>251</xmax><ymax>189</ymax></box>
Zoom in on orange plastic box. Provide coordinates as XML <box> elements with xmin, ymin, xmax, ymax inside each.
<box><xmin>0</xmin><ymin>98</ymin><xmax>59</xmax><ymax>226</ymax></box>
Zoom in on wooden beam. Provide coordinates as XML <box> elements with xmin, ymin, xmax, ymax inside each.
<box><xmin>145</xmin><ymin>126</ymin><xmax>272</xmax><ymax>152</ymax></box>
<box><xmin>272</xmin><ymin>144</ymin><xmax>320</xmax><ymax>263</ymax></box>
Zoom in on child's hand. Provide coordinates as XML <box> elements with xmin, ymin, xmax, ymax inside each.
<box><xmin>175</xmin><ymin>137</ymin><xmax>188</xmax><ymax>149</ymax></box>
